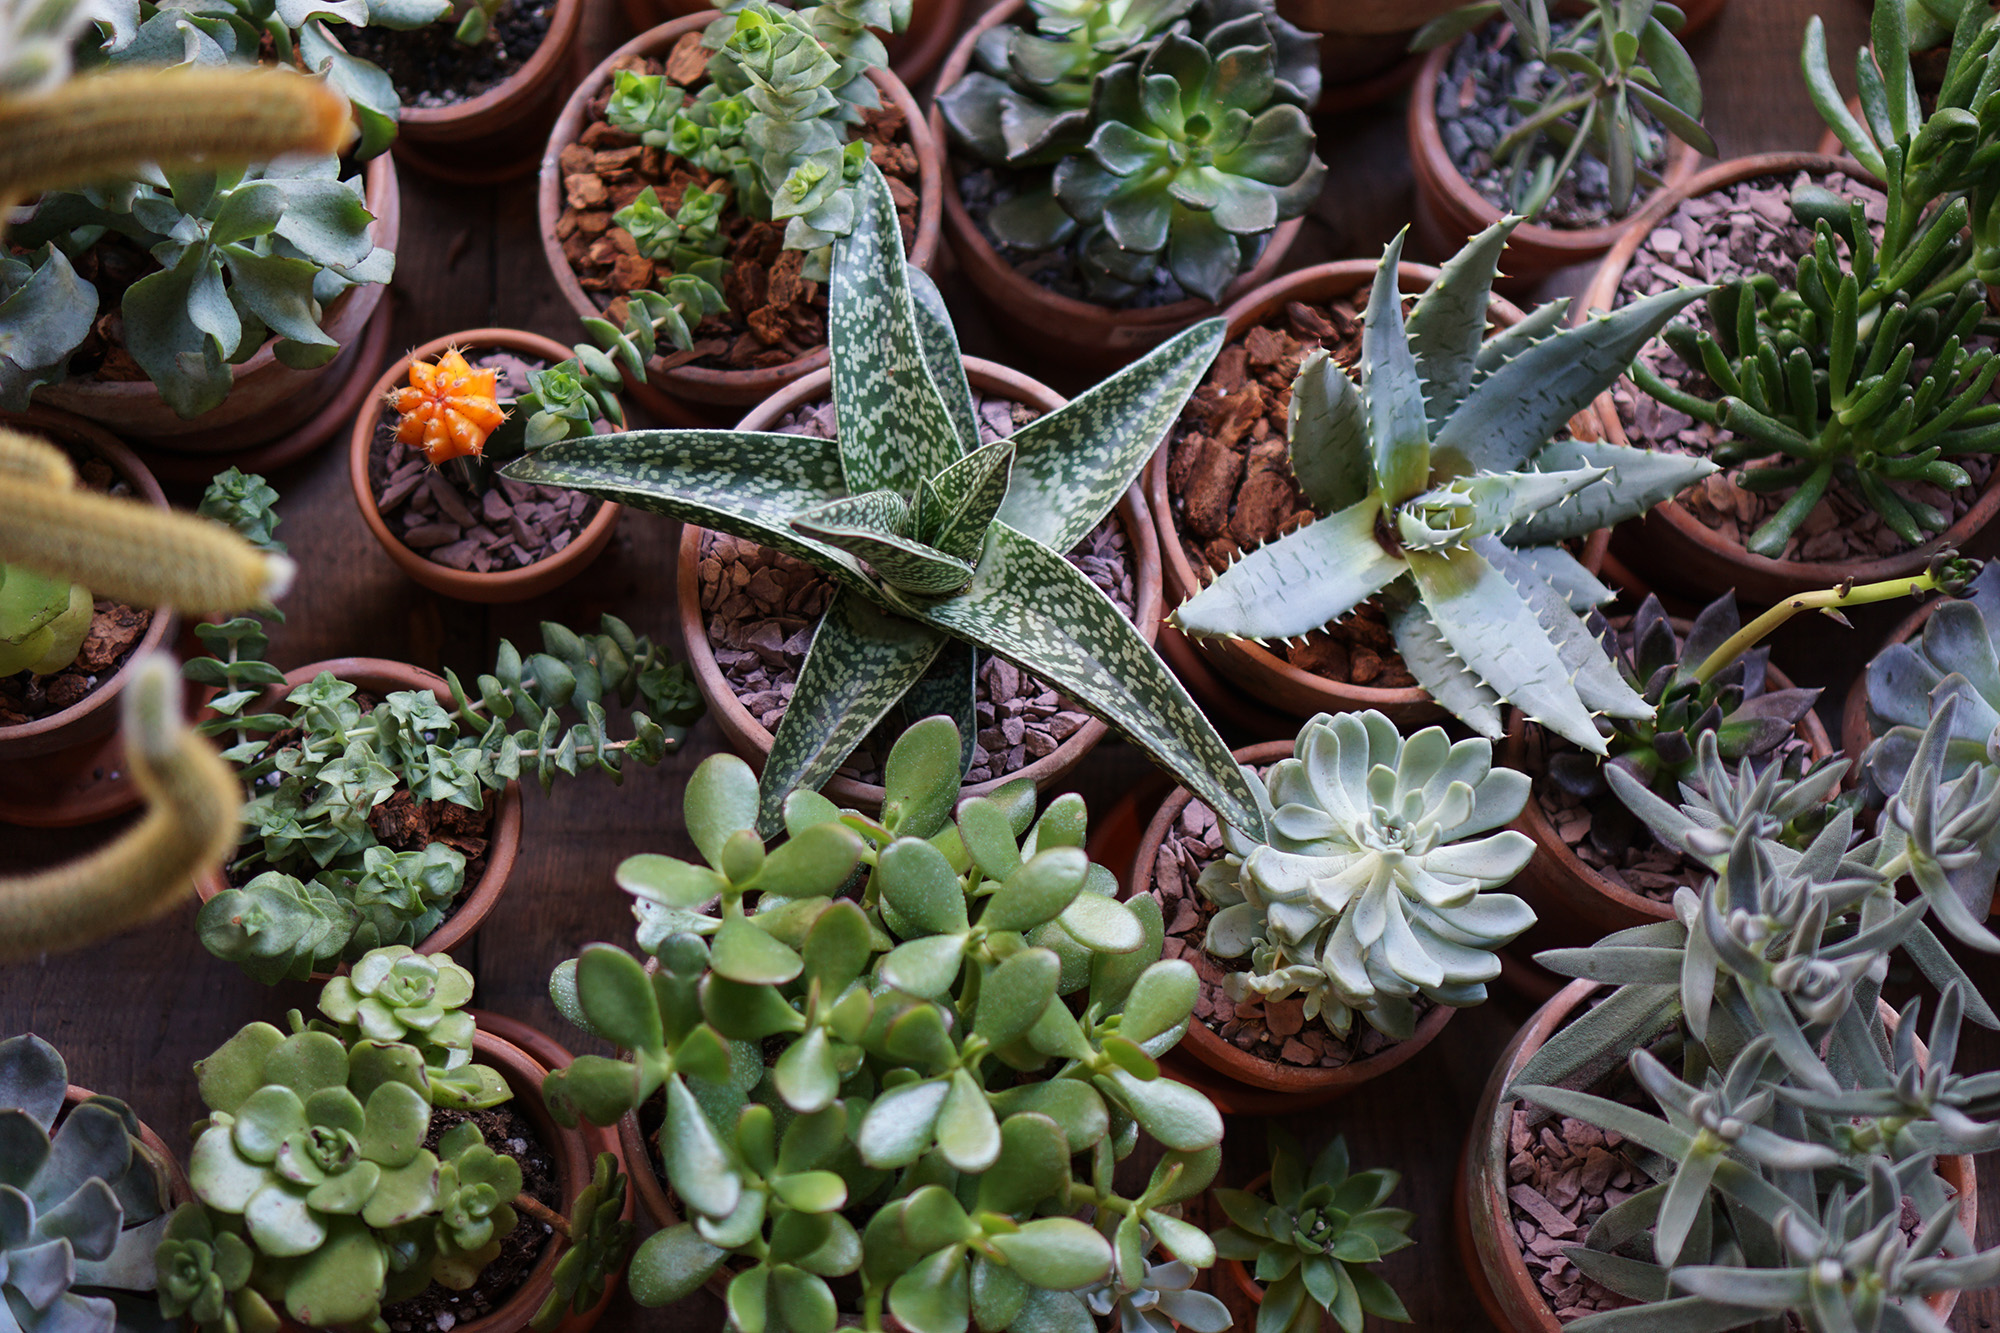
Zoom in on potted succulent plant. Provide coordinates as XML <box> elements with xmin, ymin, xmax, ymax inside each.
<box><xmin>1125</xmin><ymin>710</ymin><xmax>1536</xmax><ymax>1107</ymax></box>
<box><xmin>1460</xmin><ymin>705</ymin><xmax>2000</xmax><ymax>1333</ymax></box>
<box><xmin>171</xmin><ymin>947</ymin><xmax>634</xmax><ymax>1333</ymax></box>
<box><xmin>931</xmin><ymin>0</ymin><xmax>1324</xmax><ymax>374</ymax></box>
<box><xmin>614</xmin><ymin>0</ymin><xmax>963</xmax><ymax>88</ymax></box>
<box><xmin>1406</xmin><ymin>0</ymin><xmax>1713</xmax><ymax>289</ymax></box>
<box><xmin>1167</xmin><ymin>219</ymin><xmax>1714</xmax><ymax>754</ymax></box>
<box><xmin>538</xmin><ymin>4</ymin><xmax>942</xmax><ymax>419</ymax></box>
<box><xmin>543</xmin><ymin>714</ymin><xmax>1228</xmax><ymax>1333</ymax></box>
<box><xmin>512</xmin><ymin>164</ymin><xmax>1259</xmax><ymax>838</ymax></box>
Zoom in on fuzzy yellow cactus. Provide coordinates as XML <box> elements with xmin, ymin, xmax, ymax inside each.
<box><xmin>0</xmin><ymin>653</ymin><xmax>241</xmax><ymax>960</ymax></box>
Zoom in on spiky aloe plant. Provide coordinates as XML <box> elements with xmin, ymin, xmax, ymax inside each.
<box><xmin>1170</xmin><ymin>219</ymin><xmax>1716</xmax><ymax>754</ymax></box>
<box><xmin>506</xmin><ymin>163</ymin><xmax>1259</xmax><ymax>836</ymax></box>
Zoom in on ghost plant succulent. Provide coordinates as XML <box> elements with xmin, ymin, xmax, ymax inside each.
<box><xmin>1170</xmin><ymin>220</ymin><xmax>1716</xmax><ymax>754</ymax></box>
<box><xmin>508</xmin><ymin>163</ymin><xmax>1259</xmax><ymax>838</ymax></box>
<box><xmin>0</xmin><ymin>1034</ymin><xmax>176</xmax><ymax>1333</ymax></box>
<box><xmin>546</xmin><ymin>715</ymin><xmax>1226</xmax><ymax>1333</ymax></box>
<box><xmin>1198</xmin><ymin>710</ymin><xmax>1536</xmax><ymax>1041</ymax></box>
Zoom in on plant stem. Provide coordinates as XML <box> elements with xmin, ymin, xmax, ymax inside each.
<box><xmin>1691</xmin><ymin>567</ymin><xmax>1959</xmax><ymax>686</ymax></box>
<box><xmin>514</xmin><ymin>1192</ymin><xmax>570</xmax><ymax>1238</ymax></box>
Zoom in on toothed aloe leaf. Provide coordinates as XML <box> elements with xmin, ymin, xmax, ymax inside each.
<box><xmin>896</xmin><ymin>640</ymin><xmax>979</xmax><ymax>779</ymax></box>
<box><xmin>1404</xmin><ymin>465</ymin><xmax>1611</xmax><ymax>549</ymax></box>
<box><xmin>907</xmin><ymin>268</ymin><xmax>981</xmax><ymax>458</ymax></box>
<box><xmin>502</xmin><ymin>430</ymin><xmax>862</xmax><ymax>585</ymax></box>
<box><xmin>1477</xmin><ymin>539</ymin><xmax>1647</xmax><ymax>720</ymax></box>
<box><xmin>792</xmin><ymin>492</ymin><xmax>976</xmax><ymax>596</ymax></box>
<box><xmin>830</xmin><ymin>167</ymin><xmax>961</xmax><ymax>496</ymax></box>
<box><xmin>996</xmin><ymin>318</ymin><xmax>1227</xmax><ymax>554</ymax></box>
<box><xmin>1388</xmin><ymin>597</ymin><xmax>1503</xmax><ymax>738</ymax></box>
<box><xmin>919</xmin><ymin>438</ymin><xmax>1016</xmax><ymax>565</ymax></box>
<box><xmin>1407</xmin><ymin>216</ymin><xmax>1517</xmax><ymax>434</ymax></box>
<box><xmin>1472</xmin><ymin>299</ymin><xmax>1568</xmax><ymax>383</ymax></box>
<box><xmin>758</xmin><ymin>588</ymin><xmax>950</xmax><ymax>832</ymax></box>
<box><xmin>1362</xmin><ymin>232</ymin><xmax>1430</xmax><ymax>500</ymax></box>
<box><xmin>1502</xmin><ymin>437</ymin><xmax>1720</xmax><ymax>546</ymax></box>
<box><xmin>1171</xmin><ymin>498</ymin><xmax>1402</xmax><ymax>642</ymax></box>
<box><xmin>1406</xmin><ymin>544</ymin><xmax>1607</xmax><ymax>752</ymax></box>
<box><xmin>1433</xmin><ymin>285</ymin><xmax>1711</xmax><ymax>474</ymax></box>
<box><xmin>901</xmin><ymin>522</ymin><xmax>1264</xmax><ymax>835</ymax></box>
<box><xmin>1285</xmin><ymin>349</ymin><xmax>1369</xmax><ymax>515</ymax></box>
<box><xmin>1509</xmin><ymin>544</ymin><xmax>1615</xmax><ymax>613</ymax></box>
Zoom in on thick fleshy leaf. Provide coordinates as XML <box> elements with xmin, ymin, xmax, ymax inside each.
<box><xmin>792</xmin><ymin>492</ymin><xmax>975</xmax><ymax>596</ymax></box>
<box><xmin>920</xmin><ymin>438</ymin><xmax>1016</xmax><ymax>565</ymax></box>
<box><xmin>1284</xmin><ymin>350</ymin><xmax>1370</xmax><ymax>515</ymax></box>
<box><xmin>888</xmin><ymin>1245</ymin><xmax>968</xmax><ymax>1333</ymax></box>
<box><xmin>1094</xmin><ymin>1070</ymin><xmax>1221</xmax><ymax>1151</ymax></box>
<box><xmin>894</xmin><ymin>644</ymin><xmax>979</xmax><ymax>781</ymax></box>
<box><xmin>1172</xmin><ymin>496</ymin><xmax>1402</xmax><ymax>642</ymax></box>
<box><xmin>664</xmin><ymin>1076</ymin><xmax>741</xmax><ymax>1220</ymax></box>
<box><xmin>630</xmin><ymin>1223</ymin><xmax>727</xmax><ymax>1306</ymax></box>
<box><xmin>976</xmin><ymin>1113</ymin><xmax>1071</xmax><ymax>1215</ymax></box>
<box><xmin>1387</xmin><ymin>596</ymin><xmax>1504</xmax><ymax>739</ymax></box>
<box><xmin>857</xmin><ymin>1079</ymin><xmax>949</xmax><ymax>1168</ymax></box>
<box><xmin>0</xmin><ymin>1035</ymin><xmax>65</xmax><ymax>1132</ymax></box>
<box><xmin>907</xmin><ymin>268</ymin><xmax>981</xmax><ymax>458</ymax></box>
<box><xmin>987</xmin><ymin>1217</ymin><xmax>1112</xmax><ymax>1290</ymax></box>
<box><xmin>1361</xmin><ymin>231</ymin><xmax>1430</xmax><ymax>500</ymax></box>
<box><xmin>974</xmin><ymin>948</ymin><xmax>1060</xmax><ymax>1046</ymax></box>
<box><xmin>1502</xmin><ymin>437</ymin><xmax>1719</xmax><ymax>545</ymax></box>
<box><xmin>936</xmin><ymin>1069</ymin><xmax>1001</xmax><ymax>1172</ymax></box>
<box><xmin>1407</xmin><ymin>216</ymin><xmax>1515</xmax><ymax>435</ymax></box>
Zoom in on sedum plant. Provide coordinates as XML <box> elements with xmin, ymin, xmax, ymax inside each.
<box><xmin>1198</xmin><ymin>710</ymin><xmax>1536</xmax><ymax>1041</ymax></box>
<box><xmin>0</xmin><ymin>1033</ymin><xmax>177</xmax><ymax>1333</ymax></box>
<box><xmin>547</xmin><ymin>715</ymin><xmax>1226</xmax><ymax>1333</ymax></box>
<box><xmin>1510</xmin><ymin>704</ymin><xmax>2000</xmax><ymax>1332</ymax></box>
<box><xmin>1210</xmin><ymin>1131</ymin><xmax>1412</xmax><ymax>1333</ymax></box>
<box><xmin>509</xmin><ymin>163</ymin><xmax>1260</xmax><ymax>837</ymax></box>
<box><xmin>1172</xmin><ymin>219</ymin><xmax>1715</xmax><ymax>755</ymax></box>
<box><xmin>938</xmin><ymin>0</ymin><xmax>1323</xmax><ymax>303</ymax></box>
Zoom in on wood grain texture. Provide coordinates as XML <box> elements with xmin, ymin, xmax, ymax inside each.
<box><xmin>16</xmin><ymin>2</ymin><xmax>2000</xmax><ymax>1331</ymax></box>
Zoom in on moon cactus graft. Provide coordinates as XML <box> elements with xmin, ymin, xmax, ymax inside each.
<box><xmin>393</xmin><ymin>348</ymin><xmax>508</xmax><ymax>465</ymax></box>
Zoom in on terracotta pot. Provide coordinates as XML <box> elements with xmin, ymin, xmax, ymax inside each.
<box><xmin>0</xmin><ymin>409</ymin><xmax>177</xmax><ymax>774</ymax></box>
<box><xmin>191</xmin><ymin>658</ymin><xmax>523</xmax><ymax>978</ymax></box>
<box><xmin>615</xmin><ymin>0</ymin><xmax>963</xmax><ymax>89</ymax></box>
<box><xmin>39</xmin><ymin>153</ymin><xmax>400</xmax><ymax>454</ymax></box>
<box><xmin>1580</xmin><ymin>152</ymin><xmax>2000</xmax><ymax>606</ymax></box>
<box><xmin>349</xmin><ymin>329</ymin><xmax>622</xmax><ymax>602</ymax></box>
<box><xmin>1458</xmin><ymin>981</ymin><xmax>1979</xmax><ymax>1333</ymax></box>
<box><xmin>1121</xmin><ymin>739</ymin><xmax>1456</xmax><ymax>1106</ymax></box>
<box><xmin>931</xmin><ymin>0</ymin><xmax>1302</xmax><ymax>378</ymax></box>
<box><xmin>1148</xmin><ymin>258</ymin><xmax>1609</xmax><ymax>733</ymax></box>
<box><xmin>675</xmin><ymin>356</ymin><xmax>1160</xmax><ymax>814</ymax></box>
<box><xmin>1406</xmin><ymin>28</ymin><xmax>1700</xmax><ymax>288</ymax></box>
<box><xmin>1502</xmin><ymin>623</ymin><xmax>1835</xmax><ymax>948</ymax></box>
<box><xmin>539</xmin><ymin>14</ymin><xmax>942</xmax><ymax>417</ymax></box>
<box><xmin>64</xmin><ymin>1084</ymin><xmax>192</xmax><ymax>1208</ymax></box>
<box><xmin>387</xmin><ymin>0</ymin><xmax>589</xmax><ymax>184</ymax></box>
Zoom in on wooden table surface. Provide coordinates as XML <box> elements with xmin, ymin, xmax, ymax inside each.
<box><xmin>15</xmin><ymin>2</ymin><xmax>2000</xmax><ymax>1330</ymax></box>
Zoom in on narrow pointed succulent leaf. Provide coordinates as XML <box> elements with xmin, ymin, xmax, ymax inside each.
<box><xmin>1361</xmin><ymin>232</ymin><xmax>1431</xmax><ymax>500</ymax></box>
<box><xmin>1509</xmin><ymin>544</ymin><xmax>1614</xmax><ymax>612</ymax></box>
<box><xmin>1407</xmin><ymin>216</ymin><xmax>1516</xmax><ymax>433</ymax></box>
<box><xmin>830</xmin><ymin>165</ymin><xmax>961</xmax><ymax>497</ymax></box>
<box><xmin>919</xmin><ymin>438</ymin><xmax>1016</xmax><ymax>564</ymax></box>
<box><xmin>1503</xmin><ymin>437</ymin><xmax>1719</xmax><ymax>545</ymax></box>
<box><xmin>1387</xmin><ymin>596</ymin><xmax>1504</xmax><ymax>738</ymax></box>
<box><xmin>996</xmin><ymin>318</ymin><xmax>1227</xmax><ymax>554</ymax></box>
<box><xmin>757</xmin><ymin>588</ymin><xmax>948</xmax><ymax>833</ymax></box>
<box><xmin>1433</xmin><ymin>285</ymin><xmax>1710</xmax><ymax>474</ymax></box>
<box><xmin>1285</xmin><ymin>349</ymin><xmax>1370</xmax><ymax>514</ymax></box>
<box><xmin>1171</xmin><ymin>498</ymin><xmax>1401</xmax><ymax>641</ymax></box>
<box><xmin>1453</xmin><ymin>465</ymin><xmax>1611</xmax><ymax>539</ymax></box>
<box><xmin>503</xmin><ymin>430</ymin><xmax>860</xmax><ymax>582</ymax></box>
<box><xmin>791</xmin><ymin>523</ymin><xmax>975</xmax><ymax>596</ymax></box>
<box><xmin>1472</xmin><ymin>298</ymin><xmax>1568</xmax><ymax>382</ymax></box>
<box><xmin>900</xmin><ymin>522</ymin><xmax>1264</xmax><ymax>836</ymax></box>
<box><xmin>907</xmin><ymin>268</ymin><xmax>981</xmax><ymax>458</ymax></box>
<box><xmin>895</xmin><ymin>641</ymin><xmax>979</xmax><ymax>779</ymax></box>
<box><xmin>1478</xmin><ymin>539</ymin><xmax>1648</xmax><ymax>719</ymax></box>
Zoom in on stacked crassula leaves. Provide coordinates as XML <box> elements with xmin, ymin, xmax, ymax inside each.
<box><xmin>508</xmin><ymin>162</ymin><xmax>1260</xmax><ymax>838</ymax></box>
<box><xmin>1199</xmin><ymin>710</ymin><xmax>1537</xmax><ymax>1041</ymax></box>
<box><xmin>546</xmin><ymin>716</ymin><xmax>1224</xmax><ymax>1333</ymax></box>
<box><xmin>1173</xmin><ymin>218</ymin><xmax>1715</xmax><ymax>755</ymax></box>
<box><xmin>0</xmin><ymin>1034</ymin><xmax>175</xmax><ymax>1332</ymax></box>
<box><xmin>937</xmin><ymin>0</ymin><xmax>1323</xmax><ymax>303</ymax></box>
<box><xmin>1509</xmin><ymin>705</ymin><xmax>2000</xmax><ymax>1331</ymax></box>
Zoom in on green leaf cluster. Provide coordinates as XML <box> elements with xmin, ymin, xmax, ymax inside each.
<box><xmin>530</xmin><ymin>1153</ymin><xmax>634</xmax><ymax>1333</ymax></box>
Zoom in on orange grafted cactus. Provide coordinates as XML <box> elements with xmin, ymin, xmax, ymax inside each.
<box><xmin>392</xmin><ymin>348</ymin><xmax>506</xmax><ymax>465</ymax></box>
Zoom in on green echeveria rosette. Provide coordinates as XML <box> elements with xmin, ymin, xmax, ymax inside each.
<box><xmin>155</xmin><ymin>1205</ymin><xmax>270</xmax><ymax>1333</ymax></box>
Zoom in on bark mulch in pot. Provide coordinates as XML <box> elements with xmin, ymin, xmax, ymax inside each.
<box><xmin>1163</xmin><ymin>293</ymin><xmax>1418</xmax><ymax>689</ymax></box>
<box><xmin>367</xmin><ymin>348</ymin><xmax>602</xmax><ymax>574</ymax></box>
<box><xmin>341</xmin><ymin>0</ymin><xmax>555</xmax><ymax>109</ymax></box>
<box><xmin>552</xmin><ymin>33</ymin><xmax>922</xmax><ymax>374</ymax></box>
<box><xmin>1613</xmin><ymin>169</ymin><xmax>1995</xmax><ymax>564</ymax></box>
<box><xmin>698</xmin><ymin>389</ymin><xmax>1122</xmax><ymax>787</ymax></box>
<box><xmin>0</xmin><ymin>449</ymin><xmax>152</xmax><ymax>727</ymax></box>
<box><xmin>1503</xmin><ymin>1104</ymin><xmax>1644</xmax><ymax>1321</ymax></box>
<box><xmin>378</xmin><ymin>1101</ymin><xmax>561</xmax><ymax>1333</ymax></box>
<box><xmin>1437</xmin><ymin>19</ymin><xmax>1668</xmax><ymax>231</ymax></box>
<box><xmin>1147</xmin><ymin>785</ymin><xmax>1433</xmax><ymax>1070</ymax></box>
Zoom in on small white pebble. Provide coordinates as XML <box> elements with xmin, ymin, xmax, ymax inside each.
<box><xmin>508</xmin><ymin>1138</ymin><xmax>527</xmax><ymax>1153</ymax></box>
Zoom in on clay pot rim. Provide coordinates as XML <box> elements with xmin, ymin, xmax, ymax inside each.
<box><xmin>931</xmin><ymin>0</ymin><xmax>1303</xmax><ymax>333</ymax></box>
<box><xmin>347</xmin><ymin>327</ymin><xmax>623</xmax><ymax>601</ymax></box>
<box><xmin>1503</xmin><ymin>617</ymin><xmax>1837</xmax><ymax>925</ymax></box>
<box><xmin>0</xmin><ymin>409</ymin><xmax>178</xmax><ymax>752</ymax></box>
<box><xmin>190</xmin><ymin>656</ymin><xmax>523</xmax><ymax>976</ymax></box>
<box><xmin>393</xmin><ymin>0</ymin><xmax>586</xmax><ymax>129</ymax></box>
<box><xmin>1408</xmin><ymin>30</ymin><xmax>1704</xmax><ymax>256</ymax></box>
<box><xmin>1125</xmin><ymin>737</ymin><xmax>1458</xmax><ymax>1093</ymax></box>
<box><xmin>1580</xmin><ymin>152</ymin><xmax>2000</xmax><ymax>590</ymax></box>
<box><xmin>536</xmin><ymin>13</ymin><xmax>942</xmax><ymax>398</ymax></box>
<box><xmin>674</xmin><ymin>355</ymin><xmax>1162</xmax><ymax>811</ymax></box>
<box><xmin>62</xmin><ymin>1083</ymin><xmax>193</xmax><ymax>1208</ymax></box>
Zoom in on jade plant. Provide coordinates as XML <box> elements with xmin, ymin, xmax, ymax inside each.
<box><xmin>509</xmin><ymin>163</ymin><xmax>1260</xmax><ymax>837</ymax></box>
<box><xmin>1172</xmin><ymin>219</ymin><xmax>1715</xmax><ymax>755</ymax></box>
<box><xmin>175</xmin><ymin>948</ymin><xmax>630</xmax><ymax>1332</ymax></box>
<box><xmin>1197</xmin><ymin>710</ymin><xmax>1537</xmax><ymax>1041</ymax></box>
<box><xmin>937</xmin><ymin>0</ymin><xmax>1324</xmax><ymax>302</ymax></box>
<box><xmin>1512</xmin><ymin>705</ymin><xmax>2000</xmax><ymax>1332</ymax></box>
<box><xmin>0</xmin><ymin>1033</ymin><xmax>177</xmax><ymax>1332</ymax></box>
<box><xmin>1211</xmin><ymin>1132</ymin><xmax>1412</xmax><ymax>1333</ymax></box>
<box><xmin>546</xmin><ymin>715</ymin><xmax>1226</xmax><ymax>1333</ymax></box>
<box><xmin>188</xmin><ymin>471</ymin><xmax>702</xmax><ymax>982</ymax></box>
<box><xmin>1413</xmin><ymin>0</ymin><xmax>1715</xmax><ymax>223</ymax></box>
